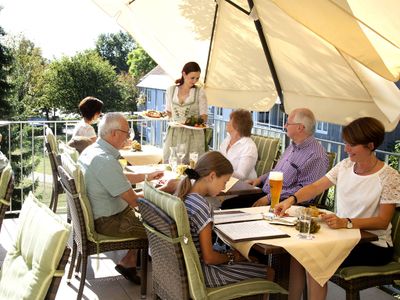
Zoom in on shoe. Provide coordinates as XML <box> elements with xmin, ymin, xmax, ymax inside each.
<box><xmin>115</xmin><ymin>264</ymin><xmax>141</xmax><ymax>284</ymax></box>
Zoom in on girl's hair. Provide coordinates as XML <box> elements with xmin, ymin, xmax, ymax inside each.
<box><xmin>176</xmin><ymin>151</ymin><xmax>233</xmax><ymax>200</ymax></box>
<box><xmin>79</xmin><ymin>96</ymin><xmax>103</xmax><ymax>121</ymax></box>
<box><xmin>175</xmin><ymin>61</ymin><xmax>201</xmax><ymax>86</ymax></box>
<box><xmin>342</xmin><ymin>117</ymin><xmax>385</xmax><ymax>151</ymax></box>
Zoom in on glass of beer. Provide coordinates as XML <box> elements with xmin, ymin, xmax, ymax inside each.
<box><xmin>269</xmin><ymin>171</ymin><xmax>283</xmax><ymax>212</ymax></box>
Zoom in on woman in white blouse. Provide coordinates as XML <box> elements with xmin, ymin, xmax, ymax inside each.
<box><xmin>219</xmin><ymin>109</ymin><xmax>257</xmax><ymax>180</ymax></box>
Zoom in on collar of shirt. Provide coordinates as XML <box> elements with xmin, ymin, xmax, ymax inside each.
<box><xmin>291</xmin><ymin>135</ymin><xmax>315</xmax><ymax>151</ymax></box>
<box><xmin>97</xmin><ymin>138</ymin><xmax>120</xmax><ymax>159</ymax></box>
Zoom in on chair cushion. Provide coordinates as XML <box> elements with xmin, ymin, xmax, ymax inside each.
<box><xmin>334</xmin><ymin>261</ymin><xmax>400</xmax><ymax>280</ymax></box>
<box><xmin>45</xmin><ymin>127</ymin><xmax>58</xmax><ymax>154</ymax></box>
<box><xmin>0</xmin><ymin>164</ymin><xmax>12</xmax><ymax>204</ymax></box>
<box><xmin>0</xmin><ymin>192</ymin><xmax>71</xmax><ymax>299</ymax></box>
<box><xmin>251</xmin><ymin>135</ymin><xmax>280</xmax><ymax>177</ymax></box>
<box><xmin>59</xmin><ymin>141</ymin><xmax>79</xmax><ymax>162</ymax></box>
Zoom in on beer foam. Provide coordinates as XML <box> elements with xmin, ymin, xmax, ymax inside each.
<box><xmin>269</xmin><ymin>171</ymin><xmax>283</xmax><ymax>180</ymax></box>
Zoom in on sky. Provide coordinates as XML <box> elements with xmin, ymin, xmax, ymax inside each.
<box><xmin>0</xmin><ymin>0</ymin><xmax>122</xmax><ymax>59</ymax></box>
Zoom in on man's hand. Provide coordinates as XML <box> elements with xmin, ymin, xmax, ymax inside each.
<box><xmin>147</xmin><ymin>171</ymin><xmax>164</xmax><ymax>181</ymax></box>
<box><xmin>247</xmin><ymin>177</ymin><xmax>262</xmax><ymax>187</ymax></box>
<box><xmin>159</xmin><ymin>178</ymin><xmax>179</xmax><ymax>194</ymax></box>
<box><xmin>252</xmin><ymin>195</ymin><xmax>269</xmax><ymax>207</ymax></box>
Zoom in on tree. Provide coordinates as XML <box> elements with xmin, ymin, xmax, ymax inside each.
<box><xmin>40</xmin><ymin>50</ymin><xmax>124</xmax><ymax>114</ymax></box>
<box><xmin>96</xmin><ymin>31</ymin><xmax>136</xmax><ymax>74</ymax></box>
<box><xmin>127</xmin><ymin>45</ymin><xmax>157</xmax><ymax>80</ymax></box>
<box><xmin>0</xmin><ymin>25</ymin><xmax>13</xmax><ymax>118</ymax></box>
<box><xmin>6</xmin><ymin>36</ymin><xmax>47</xmax><ymax>119</ymax></box>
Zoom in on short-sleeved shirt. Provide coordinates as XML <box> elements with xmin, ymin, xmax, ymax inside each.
<box><xmin>219</xmin><ymin>136</ymin><xmax>258</xmax><ymax>180</ymax></box>
<box><xmin>326</xmin><ymin>158</ymin><xmax>400</xmax><ymax>247</ymax></box>
<box><xmin>72</xmin><ymin>119</ymin><xmax>96</xmax><ymax>139</ymax></box>
<box><xmin>185</xmin><ymin>193</ymin><xmax>267</xmax><ymax>287</ymax></box>
<box><xmin>259</xmin><ymin>136</ymin><xmax>328</xmax><ymax>201</ymax></box>
<box><xmin>78</xmin><ymin>139</ymin><xmax>131</xmax><ymax>219</ymax></box>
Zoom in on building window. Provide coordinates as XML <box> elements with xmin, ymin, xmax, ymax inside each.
<box><xmin>257</xmin><ymin>112</ymin><xmax>269</xmax><ymax>124</ymax></box>
<box><xmin>316</xmin><ymin>121</ymin><xmax>328</xmax><ymax>134</ymax></box>
<box><xmin>146</xmin><ymin>89</ymin><xmax>152</xmax><ymax>104</ymax></box>
<box><xmin>216</xmin><ymin>107</ymin><xmax>223</xmax><ymax>119</ymax></box>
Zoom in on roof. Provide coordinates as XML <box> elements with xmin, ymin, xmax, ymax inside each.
<box><xmin>136</xmin><ymin>66</ymin><xmax>174</xmax><ymax>90</ymax></box>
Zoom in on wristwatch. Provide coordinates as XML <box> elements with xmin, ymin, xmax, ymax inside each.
<box><xmin>346</xmin><ymin>218</ymin><xmax>353</xmax><ymax>229</ymax></box>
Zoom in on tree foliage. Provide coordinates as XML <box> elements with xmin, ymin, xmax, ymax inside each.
<box><xmin>6</xmin><ymin>36</ymin><xmax>47</xmax><ymax>119</ymax></box>
<box><xmin>0</xmin><ymin>25</ymin><xmax>13</xmax><ymax>118</ymax></box>
<box><xmin>96</xmin><ymin>31</ymin><xmax>135</xmax><ymax>74</ymax></box>
<box><xmin>40</xmin><ymin>50</ymin><xmax>125</xmax><ymax>114</ymax></box>
<box><xmin>127</xmin><ymin>45</ymin><xmax>157</xmax><ymax>80</ymax></box>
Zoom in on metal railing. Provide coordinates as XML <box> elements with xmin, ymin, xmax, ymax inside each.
<box><xmin>1</xmin><ymin>117</ymin><xmax>399</xmax><ymax>214</ymax></box>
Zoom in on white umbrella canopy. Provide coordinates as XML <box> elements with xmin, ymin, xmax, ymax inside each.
<box><xmin>92</xmin><ymin>0</ymin><xmax>400</xmax><ymax>131</ymax></box>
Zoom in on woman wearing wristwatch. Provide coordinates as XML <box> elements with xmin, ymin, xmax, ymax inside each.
<box><xmin>274</xmin><ymin>117</ymin><xmax>400</xmax><ymax>300</ymax></box>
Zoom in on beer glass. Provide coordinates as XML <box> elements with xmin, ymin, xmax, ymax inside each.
<box><xmin>269</xmin><ymin>171</ymin><xmax>283</xmax><ymax>212</ymax></box>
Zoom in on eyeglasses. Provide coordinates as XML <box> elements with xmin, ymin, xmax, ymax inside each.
<box><xmin>115</xmin><ymin>128</ymin><xmax>132</xmax><ymax>136</ymax></box>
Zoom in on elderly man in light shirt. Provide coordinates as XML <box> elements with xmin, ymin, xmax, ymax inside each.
<box><xmin>79</xmin><ymin>112</ymin><xmax>174</xmax><ymax>284</ymax></box>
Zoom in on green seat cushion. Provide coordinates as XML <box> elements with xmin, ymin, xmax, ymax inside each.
<box><xmin>250</xmin><ymin>135</ymin><xmax>280</xmax><ymax>177</ymax></box>
<box><xmin>45</xmin><ymin>128</ymin><xmax>58</xmax><ymax>154</ymax></box>
<box><xmin>0</xmin><ymin>192</ymin><xmax>71</xmax><ymax>299</ymax></box>
<box><xmin>335</xmin><ymin>261</ymin><xmax>400</xmax><ymax>280</ymax></box>
<box><xmin>0</xmin><ymin>164</ymin><xmax>12</xmax><ymax>205</ymax></box>
<box><xmin>59</xmin><ymin>141</ymin><xmax>79</xmax><ymax>162</ymax></box>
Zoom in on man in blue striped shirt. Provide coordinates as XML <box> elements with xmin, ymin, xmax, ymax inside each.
<box><xmin>221</xmin><ymin>108</ymin><xmax>328</xmax><ymax>208</ymax></box>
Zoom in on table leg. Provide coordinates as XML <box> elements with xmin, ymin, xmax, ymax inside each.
<box><xmin>269</xmin><ymin>252</ymin><xmax>290</xmax><ymax>300</ymax></box>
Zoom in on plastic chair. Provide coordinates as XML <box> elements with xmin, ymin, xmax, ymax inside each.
<box><xmin>140</xmin><ymin>181</ymin><xmax>287</xmax><ymax>299</ymax></box>
<box><xmin>0</xmin><ymin>164</ymin><xmax>14</xmax><ymax>233</ymax></box>
<box><xmin>44</xmin><ymin>126</ymin><xmax>64</xmax><ymax>212</ymax></box>
<box><xmin>0</xmin><ymin>192</ymin><xmax>71</xmax><ymax>300</ymax></box>
<box><xmin>250</xmin><ymin>134</ymin><xmax>280</xmax><ymax>178</ymax></box>
<box><xmin>58</xmin><ymin>153</ymin><xmax>148</xmax><ymax>300</ymax></box>
<box><xmin>330</xmin><ymin>208</ymin><xmax>400</xmax><ymax>300</ymax></box>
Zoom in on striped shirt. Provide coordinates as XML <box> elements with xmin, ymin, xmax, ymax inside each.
<box><xmin>185</xmin><ymin>193</ymin><xmax>267</xmax><ymax>287</ymax></box>
<box><xmin>260</xmin><ymin>136</ymin><xmax>328</xmax><ymax>201</ymax></box>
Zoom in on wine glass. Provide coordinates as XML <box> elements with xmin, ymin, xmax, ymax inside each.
<box><xmin>189</xmin><ymin>152</ymin><xmax>198</xmax><ymax>168</ymax></box>
<box><xmin>176</xmin><ymin>143</ymin><xmax>186</xmax><ymax>165</ymax></box>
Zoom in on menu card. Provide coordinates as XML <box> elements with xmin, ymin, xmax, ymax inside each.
<box><xmin>215</xmin><ymin>220</ymin><xmax>289</xmax><ymax>242</ymax></box>
<box><xmin>213</xmin><ymin>210</ymin><xmax>264</xmax><ymax>224</ymax></box>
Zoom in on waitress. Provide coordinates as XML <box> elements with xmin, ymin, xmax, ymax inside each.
<box><xmin>163</xmin><ymin>62</ymin><xmax>208</xmax><ymax>163</ymax></box>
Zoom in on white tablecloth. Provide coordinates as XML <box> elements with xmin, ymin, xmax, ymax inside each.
<box><xmin>120</xmin><ymin>145</ymin><xmax>163</xmax><ymax>166</ymax></box>
<box><xmin>224</xmin><ymin>206</ymin><xmax>361</xmax><ymax>286</ymax></box>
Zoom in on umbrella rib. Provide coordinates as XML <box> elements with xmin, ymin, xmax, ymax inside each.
<box><xmin>204</xmin><ymin>2</ymin><xmax>219</xmax><ymax>85</ymax></box>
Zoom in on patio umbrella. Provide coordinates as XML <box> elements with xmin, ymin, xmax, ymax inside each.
<box><xmin>92</xmin><ymin>0</ymin><xmax>400</xmax><ymax>131</ymax></box>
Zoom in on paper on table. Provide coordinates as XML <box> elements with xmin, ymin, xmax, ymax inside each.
<box><xmin>221</xmin><ymin>177</ymin><xmax>239</xmax><ymax>193</ymax></box>
<box><xmin>269</xmin><ymin>216</ymin><xmax>298</xmax><ymax>226</ymax></box>
<box><xmin>213</xmin><ymin>211</ymin><xmax>264</xmax><ymax>224</ymax></box>
<box><xmin>215</xmin><ymin>220</ymin><xmax>289</xmax><ymax>242</ymax></box>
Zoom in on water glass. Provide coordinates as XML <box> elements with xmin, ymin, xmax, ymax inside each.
<box><xmin>189</xmin><ymin>152</ymin><xmax>198</xmax><ymax>168</ymax></box>
<box><xmin>297</xmin><ymin>208</ymin><xmax>314</xmax><ymax>240</ymax></box>
<box><xmin>177</xmin><ymin>143</ymin><xmax>186</xmax><ymax>165</ymax></box>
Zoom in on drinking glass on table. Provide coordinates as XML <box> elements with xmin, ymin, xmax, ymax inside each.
<box><xmin>297</xmin><ymin>208</ymin><xmax>314</xmax><ymax>240</ymax></box>
<box><xmin>269</xmin><ymin>171</ymin><xmax>283</xmax><ymax>212</ymax></box>
<box><xmin>189</xmin><ymin>151</ymin><xmax>198</xmax><ymax>168</ymax></box>
<box><xmin>176</xmin><ymin>143</ymin><xmax>186</xmax><ymax>165</ymax></box>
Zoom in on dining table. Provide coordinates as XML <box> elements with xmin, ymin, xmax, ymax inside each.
<box><xmin>119</xmin><ymin>145</ymin><xmax>163</xmax><ymax>166</ymax></box>
<box><xmin>214</xmin><ymin>206</ymin><xmax>378</xmax><ymax>300</ymax></box>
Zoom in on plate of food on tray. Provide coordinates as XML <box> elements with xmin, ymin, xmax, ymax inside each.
<box><xmin>141</xmin><ymin>110</ymin><xmax>168</xmax><ymax>119</ymax></box>
<box><xmin>169</xmin><ymin>116</ymin><xmax>208</xmax><ymax>130</ymax></box>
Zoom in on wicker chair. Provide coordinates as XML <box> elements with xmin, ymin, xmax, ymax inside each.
<box><xmin>44</xmin><ymin>126</ymin><xmax>64</xmax><ymax>212</ymax></box>
<box><xmin>140</xmin><ymin>181</ymin><xmax>287</xmax><ymax>299</ymax></box>
<box><xmin>330</xmin><ymin>208</ymin><xmax>400</xmax><ymax>300</ymax></box>
<box><xmin>0</xmin><ymin>164</ymin><xmax>14</xmax><ymax>232</ymax></box>
<box><xmin>250</xmin><ymin>134</ymin><xmax>280</xmax><ymax>178</ymax></box>
<box><xmin>58</xmin><ymin>154</ymin><xmax>149</xmax><ymax>300</ymax></box>
<box><xmin>0</xmin><ymin>193</ymin><xmax>71</xmax><ymax>300</ymax></box>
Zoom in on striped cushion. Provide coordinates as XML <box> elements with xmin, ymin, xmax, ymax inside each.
<box><xmin>0</xmin><ymin>164</ymin><xmax>13</xmax><ymax>205</ymax></box>
<box><xmin>251</xmin><ymin>134</ymin><xmax>280</xmax><ymax>177</ymax></box>
<box><xmin>45</xmin><ymin>127</ymin><xmax>58</xmax><ymax>154</ymax></box>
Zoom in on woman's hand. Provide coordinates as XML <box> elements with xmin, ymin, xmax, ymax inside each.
<box><xmin>274</xmin><ymin>197</ymin><xmax>293</xmax><ymax>217</ymax></box>
<box><xmin>247</xmin><ymin>177</ymin><xmax>262</xmax><ymax>187</ymax></box>
<box><xmin>321</xmin><ymin>213</ymin><xmax>346</xmax><ymax>229</ymax></box>
<box><xmin>252</xmin><ymin>195</ymin><xmax>269</xmax><ymax>207</ymax></box>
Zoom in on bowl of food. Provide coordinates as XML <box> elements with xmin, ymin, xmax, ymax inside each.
<box><xmin>295</xmin><ymin>218</ymin><xmax>321</xmax><ymax>234</ymax></box>
<box><xmin>131</xmin><ymin>140</ymin><xmax>142</xmax><ymax>151</ymax></box>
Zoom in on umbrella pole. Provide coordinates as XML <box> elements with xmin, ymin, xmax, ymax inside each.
<box><xmin>204</xmin><ymin>3</ymin><xmax>219</xmax><ymax>85</ymax></box>
<box><xmin>247</xmin><ymin>0</ymin><xmax>285</xmax><ymax>112</ymax></box>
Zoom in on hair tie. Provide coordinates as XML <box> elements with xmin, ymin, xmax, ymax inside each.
<box><xmin>184</xmin><ymin>168</ymin><xmax>200</xmax><ymax>180</ymax></box>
